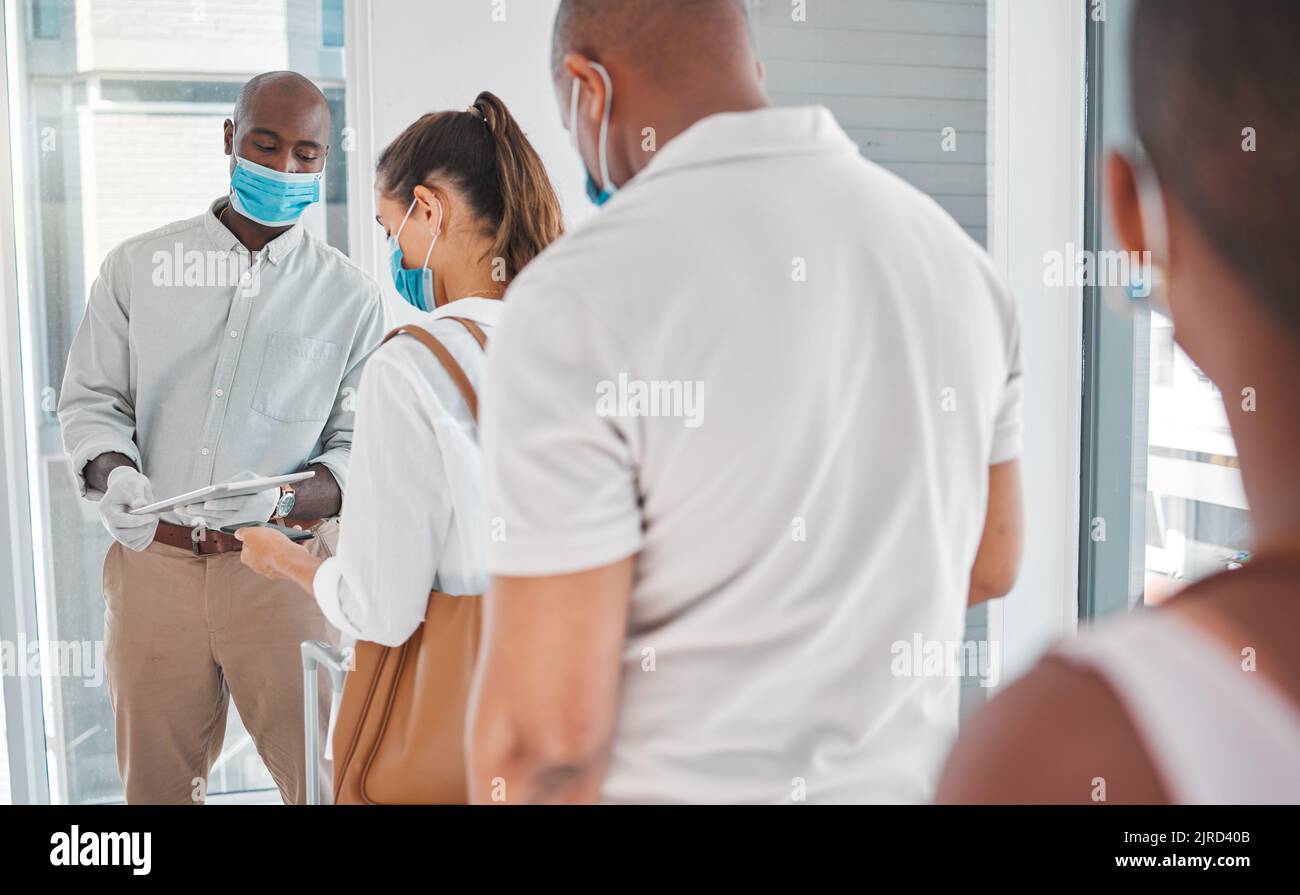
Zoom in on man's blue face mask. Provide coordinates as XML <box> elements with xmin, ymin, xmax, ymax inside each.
<box><xmin>228</xmin><ymin>154</ymin><xmax>323</xmax><ymax>227</ymax></box>
<box><xmin>570</xmin><ymin>62</ymin><xmax>617</xmax><ymax>207</ymax></box>
<box><xmin>388</xmin><ymin>196</ymin><xmax>442</xmax><ymax>312</ymax></box>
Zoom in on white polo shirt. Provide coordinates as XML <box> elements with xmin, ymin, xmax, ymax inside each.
<box><xmin>482</xmin><ymin>106</ymin><xmax>1024</xmax><ymax>803</ymax></box>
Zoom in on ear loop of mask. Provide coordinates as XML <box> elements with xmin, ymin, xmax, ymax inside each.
<box><xmin>400</xmin><ymin>195</ymin><xmax>444</xmax><ymax>307</ymax></box>
<box><xmin>1102</xmin><ymin>152</ymin><xmax>1172</xmax><ymax>321</ymax></box>
<box><xmin>569</xmin><ymin>62</ymin><xmax>616</xmax><ymax>195</ymax></box>
<box><xmin>1131</xmin><ymin>156</ymin><xmax>1171</xmax><ymax>319</ymax></box>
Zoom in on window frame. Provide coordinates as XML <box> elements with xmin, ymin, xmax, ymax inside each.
<box><xmin>1</xmin><ymin>0</ymin><xmax>53</xmax><ymax>806</ymax></box>
<box><xmin>1</xmin><ymin>0</ymin><xmax>352</xmax><ymax>805</ymax></box>
<box><xmin>1077</xmin><ymin>0</ymin><xmax>1150</xmax><ymax>622</ymax></box>
<box><xmin>985</xmin><ymin>0</ymin><xmax>1088</xmax><ymax>685</ymax></box>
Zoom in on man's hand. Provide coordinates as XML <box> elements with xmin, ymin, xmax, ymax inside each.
<box><xmin>178</xmin><ymin>470</ymin><xmax>279</xmax><ymax>529</ymax></box>
<box><xmin>235</xmin><ymin>526</ymin><xmax>322</xmax><ymax>595</ymax></box>
<box><xmin>99</xmin><ymin>466</ymin><xmax>159</xmax><ymax>552</ymax></box>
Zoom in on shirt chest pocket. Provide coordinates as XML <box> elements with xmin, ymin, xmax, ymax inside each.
<box><xmin>251</xmin><ymin>331</ymin><xmax>343</xmax><ymax>423</ymax></box>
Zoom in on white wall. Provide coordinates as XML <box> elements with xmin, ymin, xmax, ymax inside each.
<box><xmin>344</xmin><ymin>0</ymin><xmax>589</xmax><ymax>324</ymax></box>
<box><xmin>988</xmin><ymin>0</ymin><xmax>1086</xmax><ymax>682</ymax></box>
<box><xmin>751</xmin><ymin>0</ymin><xmax>990</xmax><ymax>245</ymax></box>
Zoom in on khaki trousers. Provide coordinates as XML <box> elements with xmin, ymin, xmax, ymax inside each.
<box><xmin>101</xmin><ymin>521</ymin><xmax>340</xmax><ymax>805</ymax></box>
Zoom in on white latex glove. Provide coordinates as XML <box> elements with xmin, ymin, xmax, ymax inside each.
<box><xmin>99</xmin><ymin>466</ymin><xmax>159</xmax><ymax>552</ymax></box>
<box><xmin>178</xmin><ymin>470</ymin><xmax>280</xmax><ymax>530</ymax></box>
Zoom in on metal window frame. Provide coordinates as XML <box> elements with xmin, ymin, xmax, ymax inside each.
<box><xmin>2</xmin><ymin>0</ymin><xmax>364</xmax><ymax>805</ymax></box>
<box><xmin>1</xmin><ymin>0</ymin><xmax>52</xmax><ymax>806</ymax></box>
<box><xmin>1077</xmin><ymin>0</ymin><xmax>1150</xmax><ymax>623</ymax></box>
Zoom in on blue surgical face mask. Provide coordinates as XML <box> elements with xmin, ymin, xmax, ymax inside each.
<box><xmin>388</xmin><ymin>197</ymin><xmax>442</xmax><ymax>312</ymax></box>
<box><xmin>228</xmin><ymin>154</ymin><xmax>323</xmax><ymax>227</ymax></box>
<box><xmin>570</xmin><ymin>62</ymin><xmax>617</xmax><ymax>207</ymax></box>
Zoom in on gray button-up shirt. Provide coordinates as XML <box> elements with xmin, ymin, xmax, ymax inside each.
<box><xmin>59</xmin><ymin>198</ymin><xmax>386</xmax><ymax>522</ymax></box>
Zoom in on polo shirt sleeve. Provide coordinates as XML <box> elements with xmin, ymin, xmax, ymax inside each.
<box><xmin>481</xmin><ymin>286</ymin><xmax>644</xmax><ymax>577</ymax></box>
<box><xmin>989</xmin><ymin>297</ymin><xmax>1025</xmax><ymax>466</ymax></box>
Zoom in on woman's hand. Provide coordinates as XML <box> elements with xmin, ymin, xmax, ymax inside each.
<box><xmin>236</xmin><ymin>526</ymin><xmax>324</xmax><ymax>594</ymax></box>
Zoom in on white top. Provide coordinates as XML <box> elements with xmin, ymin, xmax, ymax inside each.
<box><xmin>314</xmin><ymin>298</ymin><xmax>501</xmax><ymax>648</ymax></box>
<box><xmin>482</xmin><ymin>106</ymin><xmax>1024</xmax><ymax>803</ymax></box>
<box><xmin>1055</xmin><ymin>610</ymin><xmax>1300</xmax><ymax>804</ymax></box>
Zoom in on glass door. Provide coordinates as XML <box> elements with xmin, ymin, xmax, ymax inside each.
<box><xmin>1079</xmin><ymin>0</ymin><xmax>1251</xmax><ymax>620</ymax></box>
<box><xmin>3</xmin><ymin>0</ymin><xmax>351</xmax><ymax>804</ymax></box>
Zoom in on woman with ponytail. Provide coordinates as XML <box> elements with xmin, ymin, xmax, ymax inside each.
<box><xmin>235</xmin><ymin>92</ymin><xmax>562</xmax><ymax>799</ymax></box>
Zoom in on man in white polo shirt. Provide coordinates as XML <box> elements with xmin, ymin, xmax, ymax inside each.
<box><xmin>468</xmin><ymin>0</ymin><xmax>1024</xmax><ymax>803</ymax></box>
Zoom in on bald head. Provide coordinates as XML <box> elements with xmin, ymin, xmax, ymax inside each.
<box><xmin>553</xmin><ymin>0</ymin><xmax>766</xmax><ymax>191</ymax></box>
<box><xmin>552</xmin><ymin>0</ymin><xmax>753</xmax><ymax>85</ymax></box>
<box><xmin>234</xmin><ymin>71</ymin><xmax>330</xmax><ymax>126</ymax></box>
<box><xmin>225</xmin><ymin>70</ymin><xmax>332</xmax><ymax>181</ymax></box>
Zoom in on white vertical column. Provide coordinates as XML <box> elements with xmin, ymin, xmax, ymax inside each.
<box><xmin>988</xmin><ymin>0</ymin><xmax>1087</xmax><ymax>683</ymax></box>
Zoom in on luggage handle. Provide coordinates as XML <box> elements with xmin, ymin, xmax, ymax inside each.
<box><xmin>302</xmin><ymin>640</ymin><xmax>351</xmax><ymax>806</ymax></box>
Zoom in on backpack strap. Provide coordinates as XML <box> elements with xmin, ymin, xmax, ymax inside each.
<box><xmin>381</xmin><ymin>324</ymin><xmax>484</xmax><ymax>422</ymax></box>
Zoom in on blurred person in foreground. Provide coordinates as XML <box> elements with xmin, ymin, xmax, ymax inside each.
<box><xmin>939</xmin><ymin>0</ymin><xmax>1300</xmax><ymax>804</ymax></box>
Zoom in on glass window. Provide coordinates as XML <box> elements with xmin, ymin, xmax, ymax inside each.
<box><xmin>0</xmin><ymin>692</ymin><xmax>9</xmax><ymax>804</ymax></box>
<box><xmin>1079</xmin><ymin>0</ymin><xmax>1251</xmax><ymax>619</ymax></box>
<box><xmin>28</xmin><ymin>0</ymin><xmax>61</xmax><ymax>40</ymax></box>
<box><xmin>322</xmin><ymin>0</ymin><xmax>345</xmax><ymax>49</ymax></box>
<box><xmin>4</xmin><ymin>0</ymin><xmax>348</xmax><ymax>804</ymax></box>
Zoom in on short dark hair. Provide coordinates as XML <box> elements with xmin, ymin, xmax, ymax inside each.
<box><xmin>551</xmin><ymin>0</ymin><xmax>750</xmax><ymax>80</ymax></box>
<box><xmin>1131</xmin><ymin>0</ymin><xmax>1300</xmax><ymax>332</ymax></box>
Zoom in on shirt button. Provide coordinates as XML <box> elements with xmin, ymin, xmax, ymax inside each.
<box><xmin>229</xmin><ymin>330</ymin><xmax>238</xmax><ymax>338</ymax></box>
<box><xmin>200</xmin><ymin>448</ymin><xmax>210</xmax><ymax>456</ymax></box>
<box><xmin>214</xmin><ymin>389</ymin><xmax>224</xmax><ymax>398</ymax></box>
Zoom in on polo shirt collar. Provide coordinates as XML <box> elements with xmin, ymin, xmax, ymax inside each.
<box><xmin>632</xmin><ymin>105</ymin><xmax>858</xmax><ymax>186</ymax></box>
<box><xmin>204</xmin><ymin>196</ymin><xmax>307</xmax><ymax>264</ymax></box>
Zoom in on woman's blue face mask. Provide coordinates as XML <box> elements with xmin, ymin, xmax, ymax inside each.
<box><xmin>388</xmin><ymin>197</ymin><xmax>442</xmax><ymax>312</ymax></box>
<box><xmin>229</xmin><ymin>154</ymin><xmax>323</xmax><ymax>227</ymax></box>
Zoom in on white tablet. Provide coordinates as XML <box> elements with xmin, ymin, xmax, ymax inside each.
<box><xmin>128</xmin><ymin>471</ymin><xmax>316</xmax><ymax>516</ymax></box>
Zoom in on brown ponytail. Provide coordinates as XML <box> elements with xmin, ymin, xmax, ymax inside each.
<box><xmin>376</xmin><ymin>91</ymin><xmax>564</xmax><ymax>284</ymax></box>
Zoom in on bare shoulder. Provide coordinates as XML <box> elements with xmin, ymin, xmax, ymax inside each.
<box><xmin>1166</xmin><ymin>557</ymin><xmax>1300</xmax><ymax>705</ymax></box>
<box><xmin>936</xmin><ymin>654</ymin><xmax>1168</xmax><ymax>804</ymax></box>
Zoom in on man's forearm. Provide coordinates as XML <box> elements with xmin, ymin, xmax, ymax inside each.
<box><xmin>469</xmin><ymin>734</ymin><xmax>608</xmax><ymax>805</ymax></box>
<box><xmin>84</xmin><ymin>452</ymin><xmax>138</xmax><ymax>494</ymax></box>
<box><xmin>279</xmin><ymin>545</ymin><xmax>325</xmax><ymax>595</ymax></box>
<box><xmin>286</xmin><ymin>463</ymin><xmax>342</xmax><ymax>520</ymax></box>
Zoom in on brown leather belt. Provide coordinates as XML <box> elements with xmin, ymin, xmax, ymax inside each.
<box><xmin>155</xmin><ymin>520</ymin><xmax>323</xmax><ymax>556</ymax></box>
<box><xmin>155</xmin><ymin>521</ymin><xmax>242</xmax><ymax>556</ymax></box>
